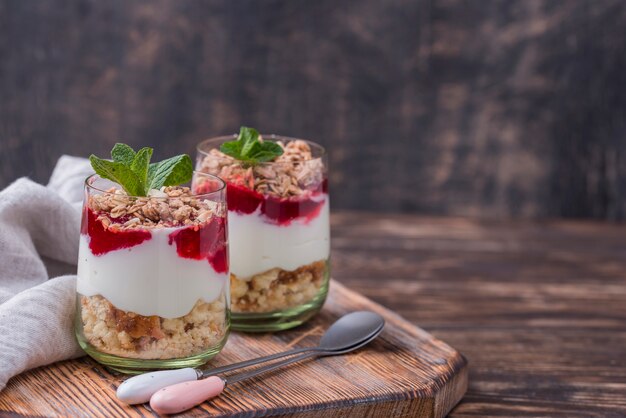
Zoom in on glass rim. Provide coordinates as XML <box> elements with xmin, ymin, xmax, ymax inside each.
<box><xmin>84</xmin><ymin>171</ymin><xmax>227</xmax><ymax>199</ymax></box>
<box><xmin>196</xmin><ymin>134</ymin><xmax>326</xmax><ymax>164</ymax></box>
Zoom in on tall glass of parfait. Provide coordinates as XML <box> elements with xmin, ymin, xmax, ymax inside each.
<box><xmin>197</xmin><ymin>134</ymin><xmax>330</xmax><ymax>331</ymax></box>
<box><xmin>75</xmin><ymin>172</ymin><xmax>230</xmax><ymax>373</ymax></box>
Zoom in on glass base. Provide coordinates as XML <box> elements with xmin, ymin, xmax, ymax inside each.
<box><xmin>231</xmin><ymin>279</ymin><xmax>329</xmax><ymax>332</ymax></box>
<box><xmin>77</xmin><ymin>331</ymin><xmax>230</xmax><ymax>374</ymax></box>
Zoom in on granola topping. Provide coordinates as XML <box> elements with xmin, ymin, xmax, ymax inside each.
<box><xmin>199</xmin><ymin>140</ymin><xmax>325</xmax><ymax>199</ymax></box>
<box><xmin>87</xmin><ymin>185</ymin><xmax>225</xmax><ymax>231</ymax></box>
<box><xmin>199</xmin><ymin>139</ymin><xmax>327</xmax><ymax>226</ymax></box>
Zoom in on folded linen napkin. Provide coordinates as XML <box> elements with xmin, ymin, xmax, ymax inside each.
<box><xmin>0</xmin><ymin>156</ymin><xmax>93</xmax><ymax>391</ymax></box>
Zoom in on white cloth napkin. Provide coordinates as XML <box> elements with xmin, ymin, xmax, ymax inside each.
<box><xmin>0</xmin><ymin>156</ymin><xmax>93</xmax><ymax>391</ymax></box>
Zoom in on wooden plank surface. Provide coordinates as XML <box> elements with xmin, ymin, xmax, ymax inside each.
<box><xmin>0</xmin><ymin>281</ymin><xmax>467</xmax><ymax>417</ymax></box>
<box><xmin>330</xmin><ymin>213</ymin><xmax>626</xmax><ymax>417</ymax></box>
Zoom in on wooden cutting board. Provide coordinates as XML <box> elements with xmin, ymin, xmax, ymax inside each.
<box><xmin>0</xmin><ymin>281</ymin><xmax>467</xmax><ymax>417</ymax></box>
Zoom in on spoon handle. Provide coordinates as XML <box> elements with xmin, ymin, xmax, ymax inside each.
<box><xmin>201</xmin><ymin>346</ymin><xmax>315</xmax><ymax>378</ymax></box>
<box><xmin>225</xmin><ymin>335</ymin><xmax>384</xmax><ymax>385</ymax></box>
<box><xmin>150</xmin><ymin>376</ymin><xmax>225</xmax><ymax>415</ymax></box>
<box><xmin>150</xmin><ymin>352</ymin><xmax>320</xmax><ymax>414</ymax></box>
<box><xmin>226</xmin><ymin>351</ymin><xmax>320</xmax><ymax>384</ymax></box>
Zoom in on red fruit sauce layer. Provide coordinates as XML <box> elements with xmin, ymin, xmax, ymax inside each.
<box><xmin>82</xmin><ymin>208</ymin><xmax>151</xmax><ymax>256</ymax></box>
<box><xmin>225</xmin><ymin>179</ymin><xmax>328</xmax><ymax>226</ymax></box>
<box><xmin>82</xmin><ymin>208</ymin><xmax>229</xmax><ymax>273</ymax></box>
<box><xmin>167</xmin><ymin>217</ymin><xmax>228</xmax><ymax>274</ymax></box>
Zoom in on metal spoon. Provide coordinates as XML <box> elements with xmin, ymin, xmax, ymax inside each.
<box><xmin>149</xmin><ymin>319</ymin><xmax>384</xmax><ymax>414</ymax></box>
<box><xmin>117</xmin><ymin>311</ymin><xmax>385</xmax><ymax>404</ymax></box>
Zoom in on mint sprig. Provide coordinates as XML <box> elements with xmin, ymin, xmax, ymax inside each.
<box><xmin>220</xmin><ymin>126</ymin><xmax>283</xmax><ymax>165</ymax></box>
<box><xmin>89</xmin><ymin>143</ymin><xmax>193</xmax><ymax>196</ymax></box>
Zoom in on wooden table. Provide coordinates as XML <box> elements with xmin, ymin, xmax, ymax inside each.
<box><xmin>331</xmin><ymin>212</ymin><xmax>626</xmax><ymax>416</ymax></box>
<box><xmin>3</xmin><ymin>212</ymin><xmax>626</xmax><ymax>416</ymax></box>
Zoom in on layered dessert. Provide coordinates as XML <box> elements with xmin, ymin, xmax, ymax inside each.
<box><xmin>76</xmin><ymin>144</ymin><xmax>229</xmax><ymax>364</ymax></box>
<box><xmin>197</xmin><ymin>128</ymin><xmax>330</xmax><ymax>315</ymax></box>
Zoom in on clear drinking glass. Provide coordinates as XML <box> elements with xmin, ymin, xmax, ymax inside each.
<box><xmin>197</xmin><ymin>135</ymin><xmax>330</xmax><ymax>332</ymax></box>
<box><xmin>75</xmin><ymin>172</ymin><xmax>230</xmax><ymax>373</ymax></box>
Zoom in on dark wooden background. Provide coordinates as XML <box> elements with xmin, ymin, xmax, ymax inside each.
<box><xmin>1</xmin><ymin>0</ymin><xmax>625</xmax><ymax>220</ymax></box>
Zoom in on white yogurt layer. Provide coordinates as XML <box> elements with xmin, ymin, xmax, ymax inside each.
<box><xmin>77</xmin><ymin>227</ymin><xmax>227</xmax><ymax>319</ymax></box>
<box><xmin>228</xmin><ymin>197</ymin><xmax>330</xmax><ymax>280</ymax></box>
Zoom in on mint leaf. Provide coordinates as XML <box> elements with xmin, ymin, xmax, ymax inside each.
<box><xmin>111</xmin><ymin>143</ymin><xmax>136</xmax><ymax>166</ymax></box>
<box><xmin>89</xmin><ymin>155</ymin><xmax>145</xmax><ymax>196</ymax></box>
<box><xmin>91</xmin><ymin>143</ymin><xmax>192</xmax><ymax>196</ymax></box>
<box><xmin>239</xmin><ymin>127</ymin><xmax>260</xmax><ymax>158</ymax></box>
<box><xmin>255</xmin><ymin>141</ymin><xmax>283</xmax><ymax>162</ymax></box>
<box><xmin>254</xmin><ymin>151</ymin><xmax>281</xmax><ymax>163</ymax></box>
<box><xmin>147</xmin><ymin>154</ymin><xmax>193</xmax><ymax>191</ymax></box>
<box><xmin>219</xmin><ymin>126</ymin><xmax>283</xmax><ymax>165</ymax></box>
<box><xmin>130</xmin><ymin>147</ymin><xmax>153</xmax><ymax>185</ymax></box>
<box><xmin>220</xmin><ymin>141</ymin><xmax>243</xmax><ymax>159</ymax></box>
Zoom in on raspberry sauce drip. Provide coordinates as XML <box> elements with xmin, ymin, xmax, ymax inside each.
<box><xmin>82</xmin><ymin>208</ymin><xmax>152</xmax><ymax>256</ymax></box>
<box><xmin>225</xmin><ymin>183</ymin><xmax>264</xmax><ymax>215</ymax></box>
<box><xmin>167</xmin><ymin>217</ymin><xmax>229</xmax><ymax>274</ymax></box>
<box><xmin>226</xmin><ymin>179</ymin><xmax>327</xmax><ymax>225</ymax></box>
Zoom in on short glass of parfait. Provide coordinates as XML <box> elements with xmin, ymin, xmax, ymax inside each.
<box><xmin>75</xmin><ymin>172</ymin><xmax>230</xmax><ymax>373</ymax></box>
<box><xmin>197</xmin><ymin>134</ymin><xmax>330</xmax><ymax>331</ymax></box>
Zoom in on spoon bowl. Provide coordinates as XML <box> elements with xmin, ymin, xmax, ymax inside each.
<box><xmin>318</xmin><ymin>311</ymin><xmax>385</xmax><ymax>351</ymax></box>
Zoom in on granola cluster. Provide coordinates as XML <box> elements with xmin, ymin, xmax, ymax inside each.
<box><xmin>80</xmin><ymin>294</ymin><xmax>228</xmax><ymax>359</ymax></box>
<box><xmin>88</xmin><ymin>186</ymin><xmax>224</xmax><ymax>230</ymax></box>
<box><xmin>231</xmin><ymin>260</ymin><xmax>327</xmax><ymax>313</ymax></box>
<box><xmin>198</xmin><ymin>139</ymin><xmax>325</xmax><ymax>198</ymax></box>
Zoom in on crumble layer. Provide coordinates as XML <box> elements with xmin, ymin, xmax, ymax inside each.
<box><xmin>230</xmin><ymin>260</ymin><xmax>327</xmax><ymax>313</ymax></box>
<box><xmin>80</xmin><ymin>294</ymin><xmax>227</xmax><ymax>360</ymax></box>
